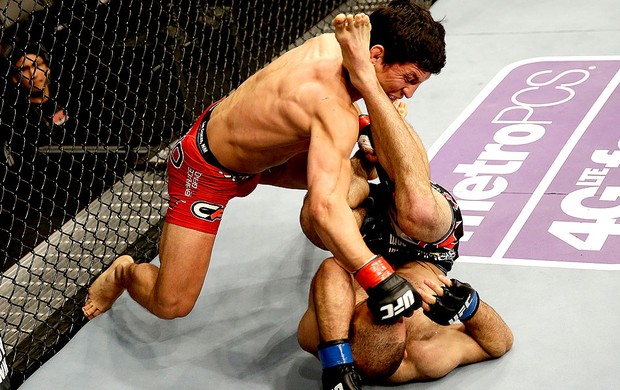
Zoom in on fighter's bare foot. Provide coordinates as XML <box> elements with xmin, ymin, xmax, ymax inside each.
<box><xmin>333</xmin><ymin>13</ymin><xmax>375</xmax><ymax>89</ymax></box>
<box><xmin>82</xmin><ymin>255</ymin><xmax>134</xmax><ymax>320</ymax></box>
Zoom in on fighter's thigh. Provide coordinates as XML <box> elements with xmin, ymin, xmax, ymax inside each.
<box><xmin>156</xmin><ymin>221</ymin><xmax>216</xmax><ymax>300</ymax></box>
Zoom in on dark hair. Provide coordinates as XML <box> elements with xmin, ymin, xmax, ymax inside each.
<box><xmin>370</xmin><ymin>0</ymin><xmax>446</xmax><ymax>74</ymax></box>
<box><xmin>6</xmin><ymin>43</ymin><xmax>50</xmax><ymax>80</ymax></box>
<box><xmin>9</xmin><ymin>43</ymin><xmax>50</xmax><ymax>67</ymax></box>
<box><xmin>349</xmin><ymin>303</ymin><xmax>406</xmax><ymax>381</ymax></box>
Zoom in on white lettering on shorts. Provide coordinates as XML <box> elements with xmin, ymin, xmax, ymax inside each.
<box><xmin>185</xmin><ymin>168</ymin><xmax>203</xmax><ymax>197</ymax></box>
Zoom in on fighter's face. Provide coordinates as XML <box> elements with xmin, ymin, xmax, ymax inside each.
<box><xmin>375</xmin><ymin>60</ymin><xmax>430</xmax><ymax>102</ymax></box>
<box><xmin>13</xmin><ymin>54</ymin><xmax>51</xmax><ymax>97</ymax></box>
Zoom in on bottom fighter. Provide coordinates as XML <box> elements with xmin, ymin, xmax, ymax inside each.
<box><xmin>297</xmin><ymin>256</ymin><xmax>513</xmax><ymax>388</ymax></box>
<box><xmin>297</xmin><ymin>115</ymin><xmax>513</xmax><ymax>389</ymax></box>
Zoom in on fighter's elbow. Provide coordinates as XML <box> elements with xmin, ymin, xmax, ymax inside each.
<box><xmin>307</xmin><ymin>195</ymin><xmax>333</xmax><ymax>229</ymax></box>
<box><xmin>487</xmin><ymin>328</ymin><xmax>514</xmax><ymax>359</ymax></box>
<box><xmin>300</xmin><ymin>211</ymin><xmax>328</xmax><ymax>250</ymax></box>
<box><xmin>501</xmin><ymin>328</ymin><xmax>515</xmax><ymax>356</ymax></box>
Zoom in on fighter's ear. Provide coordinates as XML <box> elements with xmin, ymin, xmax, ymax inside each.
<box><xmin>369</xmin><ymin>45</ymin><xmax>384</xmax><ymax>64</ymax></box>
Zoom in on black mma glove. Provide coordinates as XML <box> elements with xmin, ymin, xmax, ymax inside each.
<box><xmin>424</xmin><ymin>278</ymin><xmax>480</xmax><ymax>325</ymax></box>
<box><xmin>355</xmin><ymin>256</ymin><xmax>420</xmax><ymax>324</ymax></box>
<box><xmin>318</xmin><ymin>340</ymin><xmax>363</xmax><ymax>390</ymax></box>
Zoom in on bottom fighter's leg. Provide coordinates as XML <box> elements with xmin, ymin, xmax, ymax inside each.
<box><xmin>332</xmin><ymin>13</ymin><xmax>374</xmax><ymax>90</ymax></box>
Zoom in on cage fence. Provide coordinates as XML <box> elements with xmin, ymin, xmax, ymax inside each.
<box><xmin>0</xmin><ymin>0</ymin><xmax>434</xmax><ymax>387</ymax></box>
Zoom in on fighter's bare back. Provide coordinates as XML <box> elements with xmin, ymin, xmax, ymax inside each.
<box><xmin>204</xmin><ymin>33</ymin><xmax>360</xmax><ymax>174</ymax></box>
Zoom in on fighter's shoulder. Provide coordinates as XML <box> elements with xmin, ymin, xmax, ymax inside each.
<box><xmin>294</xmin><ymin>78</ymin><xmax>356</xmax><ymax>117</ymax></box>
<box><xmin>301</xmin><ymin>33</ymin><xmax>341</xmax><ymax>55</ymax></box>
<box><xmin>293</xmin><ymin>34</ymin><xmax>345</xmax><ymax>76</ymax></box>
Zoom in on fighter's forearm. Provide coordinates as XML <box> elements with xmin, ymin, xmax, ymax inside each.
<box><xmin>306</xmin><ymin>145</ymin><xmax>375</xmax><ymax>271</ymax></box>
<box><xmin>463</xmin><ymin>300</ymin><xmax>514</xmax><ymax>358</ymax></box>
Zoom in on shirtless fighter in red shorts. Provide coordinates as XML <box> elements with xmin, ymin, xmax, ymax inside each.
<box><xmin>83</xmin><ymin>2</ymin><xmax>446</xmax><ymax>324</ymax></box>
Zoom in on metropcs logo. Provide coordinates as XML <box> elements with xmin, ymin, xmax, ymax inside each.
<box><xmin>428</xmin><ymin>57</ymin><xmax>620</xmax><ymax>269</ymax></box>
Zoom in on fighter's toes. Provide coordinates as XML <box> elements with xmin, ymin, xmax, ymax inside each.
<box><xmin>333</xmin><ymin>13</ymin><xmax>347</xmax><ymax>28</ymax></box>
<box><xmin>353</xmin><ymin>13</ymin><xmax>370</xmax><ymax>27</ymax></box>
<box><xmin>82</xmin><ymin>305</ymin><xmax>93</xmax><ymax>316</ymax></box>
<box><xmin>82</xmin><ymin>304</ymin><xmax>102</xmax><ymax>320</ymax></box>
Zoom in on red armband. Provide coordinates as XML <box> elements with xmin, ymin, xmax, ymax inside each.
<box><xmin>354</xmin><ymin>255</ymin><xmax>394</xmax><ymax>290</ymax></box>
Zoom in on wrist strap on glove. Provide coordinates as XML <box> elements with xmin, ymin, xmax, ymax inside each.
<box><xmin>318</xmin><ymin>339</ymin><xmax>354</xmax><ymax>369</ymax></box>
<box><xmin>319</xmin><ymin>340</ymin><xmax>363</xmax><ymax>390</ymax></box>
<box><xmin>354</xmin><ymin>255</ymin><xmax>393</xmax><ymax>290</ymax></box>
<box><xmin>425</xmin><ymin>278</ymin><xmax>480</xmax><ymax>325</ymax></box>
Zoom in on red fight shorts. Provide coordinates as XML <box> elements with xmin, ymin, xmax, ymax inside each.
<box><xmin>165</xmin><ymin>101</ymin><xmax>260</xmax><ymax>234</ymax></box>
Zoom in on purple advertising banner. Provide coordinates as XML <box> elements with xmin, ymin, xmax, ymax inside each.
<box><xmin>428</xmin><ymin>57</ymin><xmax>620</xmax><ymax>268</ymax></box>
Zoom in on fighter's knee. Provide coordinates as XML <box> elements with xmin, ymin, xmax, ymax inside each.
<box><xmin>396</xmin><ymin>194</ymin><xmax>450</xmax><ymax>243</ymax></box>
<box><xmin>154</xmin><ymin>304</ymin><xmax>194</xmax><ymax>320</ymax></box>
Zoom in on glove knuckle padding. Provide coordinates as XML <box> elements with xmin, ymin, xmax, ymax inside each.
<box><xmin>425</xmin><ymin>278</ymin><xmax>480</xmax><ymax>325</ymax></box>
<box><xmin>322</xmin><ymin>365</ymin><xmax>363</xmax><ymax>390</ymax></box>
<box><xmin>366</xmin><ymin>273</ymin><xmax>421</xmax><ymax>324</ymax></box>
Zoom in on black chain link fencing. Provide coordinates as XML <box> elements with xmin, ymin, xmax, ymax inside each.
<box><xmin>0</xmin><ymin>0</ymin><xmax>433</xmax><ymax>387</ymax></box>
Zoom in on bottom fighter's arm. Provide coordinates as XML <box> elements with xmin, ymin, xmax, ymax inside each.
<box><xmin>297</xmin><ymin>258</ymin><xmax>364</xmax><ymax>390</ymax></box>
<box><xmin>386</xmin><ymin>275</ymin><xmax>513</xmax><ymax>384</ymax></box>
<box><xmin>459</xmin><ymin>299</ymin><xmax>514</xmax><ymax>359</ymax></box>
<box><xmin>420</xmin><ymin>274</ymin><xmax>513</xmax><ymax>361</ymax></box>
